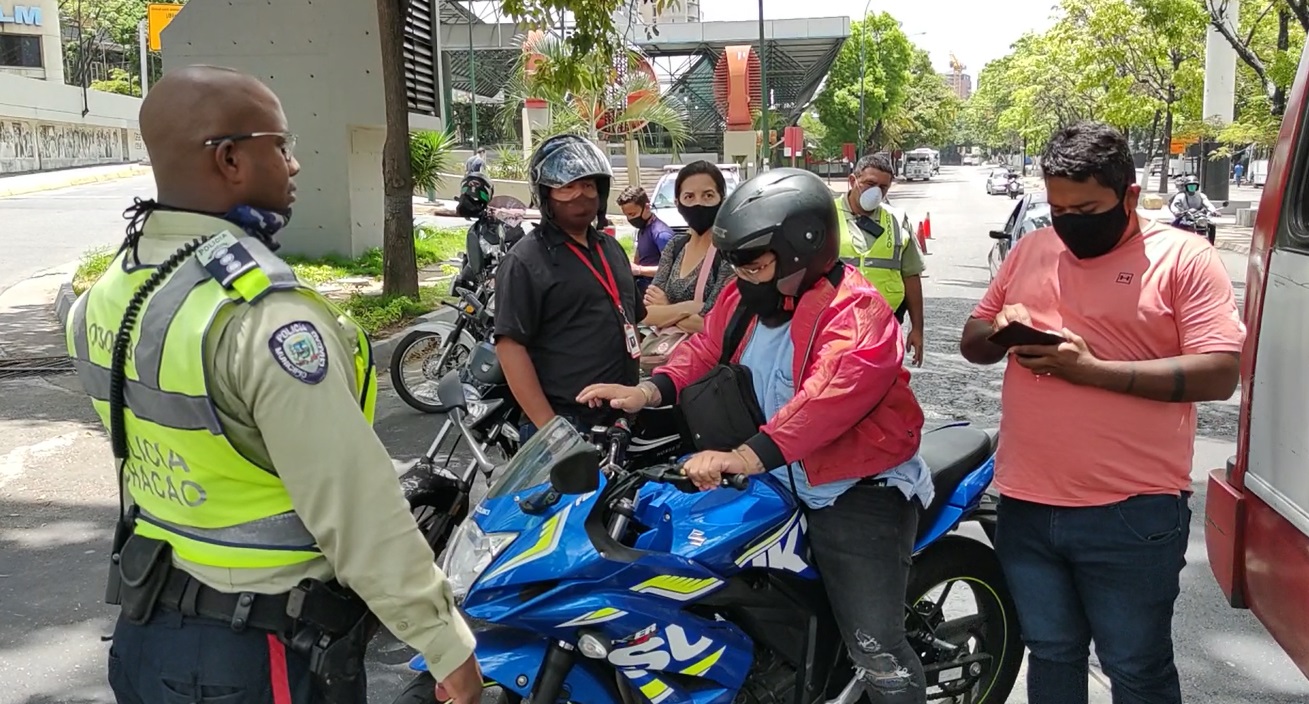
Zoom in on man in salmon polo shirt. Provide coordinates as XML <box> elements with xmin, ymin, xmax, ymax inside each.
<box><xmin>959</xmin><ymin>121</ymin><xmax>1244</xmax><ymax>704</ymax></box>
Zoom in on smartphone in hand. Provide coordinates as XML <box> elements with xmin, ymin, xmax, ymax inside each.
<box><xmin>987</xmin><ymin>322</ymin><xmax>1067</xmax><ymax>349</ymax></box>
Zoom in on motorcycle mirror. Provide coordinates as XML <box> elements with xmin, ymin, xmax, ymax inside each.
<box><xmin>435</xmin><ymin>370</ymin><xmax>468</xmax><ymax>412</ymax></box>
<box><xmin>549</xmin><ymin>445</ymin><xmax>603</xmax><ymax>494</ymax></box>
<box><xmin>989</xmin><ymin>230</ymin><xmax>1011</xmax><ymax>241</ymax></box>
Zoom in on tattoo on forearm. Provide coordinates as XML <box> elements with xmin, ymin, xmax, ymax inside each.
<box><xmin>1168</xmin><ymin>361</ymin><xmax>1186</xmax><ymax>403</ymax></box>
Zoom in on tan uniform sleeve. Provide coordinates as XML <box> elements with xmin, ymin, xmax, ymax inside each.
<box><xmin>217</xmin><ymin>290</ymin><xmax>475</xmax><ymax>681</ymax></box>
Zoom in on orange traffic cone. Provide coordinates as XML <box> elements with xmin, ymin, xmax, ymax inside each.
<box><xmin>923</xmin><ymin>212</ymin><xmax>933</xmax><ymax>239</ymax></box>
<box><xmin>916</xmin><ymin>220</ymin><xmax>929</xmax><ymax>255</ymax></box>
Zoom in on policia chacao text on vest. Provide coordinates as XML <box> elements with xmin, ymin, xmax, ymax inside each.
<box><xmin>66</xmin><ymin>66</ymin><xmax>478</xmax><ymax>704</ymax></box>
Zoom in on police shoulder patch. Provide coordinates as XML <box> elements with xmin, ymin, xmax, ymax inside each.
<box><xmin>269</xmin><ymin>321</ymin><xmax>329</xmax><ymax>384</ymax></box>
<box><xmin>196</xmin><ymin>230</ymin><xmax>259</xmax><ymax>288</ymax></box>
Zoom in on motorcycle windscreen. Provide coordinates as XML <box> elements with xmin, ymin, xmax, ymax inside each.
<box><xmin>486</xmin><ymin>416</ymin><xmax>589</xmax><ymax>499</ymax></box>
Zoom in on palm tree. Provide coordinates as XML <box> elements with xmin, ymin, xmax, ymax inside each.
<box><xmin>498</xmin><ymin>33</ymin><xmax>689</xmax><ymax>185</ymax></box>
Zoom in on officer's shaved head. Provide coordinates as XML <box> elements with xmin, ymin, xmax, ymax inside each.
<box><xmin>140</xmin><ymin>65</ymin><xmax>299</xmax><ymax>213</ymax></box>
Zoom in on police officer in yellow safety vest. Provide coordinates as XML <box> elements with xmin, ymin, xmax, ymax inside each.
<box><xmin>65</xmin><ymin>66</ymin><xmax>482</xmax><ymax>704</ymax></box>
<box><xmin>836</xmin><ymin>153</ymin><xmax>927</xmax><ymax>366</ymax></box>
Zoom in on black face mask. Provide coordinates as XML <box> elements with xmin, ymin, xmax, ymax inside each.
<box><xmin>678</xmin><ymin>203</ymin><xmax>721</xmax><ymax>234</ymax></box>
<box><xmin>737</xmin><ymin>278</ymin><xmax>794</xmax><ymax>327</ymax></box>
<box><xmin>1051</xmin><ymin>200</ymin><xmax>1130</xmax><ymax>260</ymax></box>
<box><xmin>627</xmin><ymin>215</ymin><xmax>649</xmax><ymax>230</ymax></box>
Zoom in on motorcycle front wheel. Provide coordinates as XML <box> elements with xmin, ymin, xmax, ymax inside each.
<box><xmin>391</xmin><ymin>326</ymin><xmax>474</xmax><ymax>414</ymax></box>
<box><xmin>906</xmin><ymin>535</ymin><xmax>1023</xmax><ymax>703</ymax></box>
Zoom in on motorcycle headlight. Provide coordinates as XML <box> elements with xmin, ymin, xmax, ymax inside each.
<box><xmin>441</xmin><ymin>519</ymin><xmax>517</xmax><ymax>599</ymax></box>
<box><xmin>466</xmin><ymin>398</ymin><xmax>503</xmax><ymax>425</ymax></box>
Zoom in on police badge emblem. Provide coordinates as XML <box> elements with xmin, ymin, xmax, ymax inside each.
<box><xmin>269</xmin><ymin>321</ymin><xmax>329</xmax><ymax>384</ymax></box>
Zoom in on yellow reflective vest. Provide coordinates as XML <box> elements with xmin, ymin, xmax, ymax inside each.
<box><xmin>835</xmin><ymin>197</ymin><xmax>907</xmax><ymax>310</ymax></box>
<box><xmin>66</xmin><ymin>230</ymin><xmax>378</xmax><ymax>569</ymax></box>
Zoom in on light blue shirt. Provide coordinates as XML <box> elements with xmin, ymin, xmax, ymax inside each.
<box><xmin>737</xmin><ymin>320</ymin><xmax>935</xmax><ymax>510</ymax></box>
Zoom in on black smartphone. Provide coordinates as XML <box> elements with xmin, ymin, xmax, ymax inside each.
<box><xmin>987</xmin><ymin>322</ymin><xmax>1066</xmax><ymax>349</ymax></box>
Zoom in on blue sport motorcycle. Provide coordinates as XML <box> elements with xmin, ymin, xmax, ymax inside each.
<box><xmin>393</xmin><ymin>412</ymin><xmax>1023</xmax><ymax>704</ymax></box>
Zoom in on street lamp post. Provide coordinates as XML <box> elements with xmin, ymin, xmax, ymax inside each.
<box><xmin>468</xmin><ymin>10</ymin><xmax>479</xmax><ymax>149</ymax></box>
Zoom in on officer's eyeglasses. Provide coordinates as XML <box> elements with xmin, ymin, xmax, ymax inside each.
<box><xmin>203</xmin><ymin>132</ymin><xmax>297</xmax><ymax>162</ymax></box>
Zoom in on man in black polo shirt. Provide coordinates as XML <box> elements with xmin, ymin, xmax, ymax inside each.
<box><xmin>494</xmin><ymin>134</ymin><xmax>644</xmax><ymax>438</ymax></box>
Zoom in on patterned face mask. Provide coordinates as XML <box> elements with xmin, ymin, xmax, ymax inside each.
<box><xmin>123</xmin><ymin>199</ymin><xmax>292</xmax><ymax>253</ymax></box>
<box><xmin>222</xmin><ymin>204</ymin><xmax>292</xmax><ymax>251</ymax></box>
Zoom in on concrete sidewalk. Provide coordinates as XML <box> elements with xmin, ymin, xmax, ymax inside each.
<box><xmin>0</xmin><ymin>261</ymin><xmax>76</xmax><ymax>369</ymax></box>
<box><xmin>0</xmin><ymin>163</ymin><xmax>150</xmax><ymax>198</ymax></box>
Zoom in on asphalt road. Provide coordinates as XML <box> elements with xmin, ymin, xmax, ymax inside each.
<box><xmin>1</xmin><ymin>166</ymin><xmax>1305</xmax><ymax>704</ymax></box>
<box><xmin>0</xmin><ymin>176</ymin><xmax>156</xmax><ymax>295</ymax></box>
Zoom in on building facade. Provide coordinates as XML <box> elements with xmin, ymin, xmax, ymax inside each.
<box><xmin>0</xmin><ymin>0</ymin><xmax>62</xmax><ymax>83</ymax></box>
<box><xmin>940</xmin><ymin>71</ymin><xmax>972</xmax><ymax>100</ymax></box>
<box><xmin>641</xmin><ymin>0</ymin><xmax>701</xmax><ymax>25</ymax></box>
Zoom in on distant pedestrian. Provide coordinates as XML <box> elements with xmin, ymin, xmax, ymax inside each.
<box><xmin>959</xmin><ymin>121</ymin><xmax>1244</xmax><ymax>704</ymax></box>
<box><xmin>465</xmin><ymin>147</ymin><xmax>487</xmax><ymax>174</ymax></box>
<box><xmin>1233</xmin><ymin>161</ymin><xmax>1244</xmax><ymax>186</ymax></box>
<box><xmin>616</xmin><ymin>185</ymin><xmax>674</xmax><ymax>297</ymax></box>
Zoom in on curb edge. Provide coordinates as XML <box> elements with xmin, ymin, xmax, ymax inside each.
<box><xmin>0</xmin><ymin>163</ymin><xmax>150</xmax><ymax>199</ymax></box>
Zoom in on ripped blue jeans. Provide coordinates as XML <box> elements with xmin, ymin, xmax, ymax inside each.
<box><xmin>806</xmin><ymin>482</ymin><xmax>926</xmax><ymax>703</ymax></box>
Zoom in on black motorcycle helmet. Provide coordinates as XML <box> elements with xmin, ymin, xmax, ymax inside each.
<box><xmin>712</xmin><ymin>167</ymin><xmax>839</xmax><ymax>298</ymax></box>
<box><xmin>528</xmin><ymin>134</ymin><xmax>613</xmax><ymax>225</ymax></box>
<box><xmin>456</xmin><ymin>173</ymin><xmax>494</xmax><ymax>219</ymax></box>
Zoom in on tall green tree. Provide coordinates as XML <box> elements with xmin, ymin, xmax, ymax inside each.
<box><xmin>1206</xmin><ymin>0</ymin><xmax>1308</xmax><ymax>116</ymax></box>
<box><xmin>812</xmin><ymin>12</ymin><xmax>915</xmax><ymax>153</ymax></box>
<box><xmin>881</xmin><ymin>48</ymin><xmax>961</xmax><ymax>152</ymax></box>
<box><xmin>1064</xmin><ymin>0</ymin><xmax>1206</xmax><ymax>191</ymax></box>
<box><xmin>377</xmin><ymin>0</ymin><xmax>666</xmax><ymax>296</ymax></box>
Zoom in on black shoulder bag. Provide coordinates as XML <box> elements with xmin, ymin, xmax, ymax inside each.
<box><xmin>678</xmin><ymin>306</ymin><xmax>768</xmax><ymax>451</ymax></box>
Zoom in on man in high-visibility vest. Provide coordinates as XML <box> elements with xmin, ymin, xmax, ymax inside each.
<box><xmin>836</xmin><ymin>153</ymin><xmax>926</xmax><ymax>365</ymax></box>
<box><xmin>66</xmin><ymin>66</ymin><xmax>481</xmax><ymax>704</ymax></box>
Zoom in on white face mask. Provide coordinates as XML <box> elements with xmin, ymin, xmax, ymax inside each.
<box><xmin>859</xmin><ymin>185</ymin><xmax>884</xmax><ymax>212</ymax></box>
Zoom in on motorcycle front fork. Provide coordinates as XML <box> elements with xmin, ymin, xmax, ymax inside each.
<box><xmin>529</xmin><ymin>641</ymin><xmax>577</xmax><ymax>704</ymax></box>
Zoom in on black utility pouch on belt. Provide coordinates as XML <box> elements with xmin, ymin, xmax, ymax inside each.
<box><xmin>679</xmin><ymin>307</ymin><xmax>768</xmax><ymax>451</ymax></box>
<box><xmin>118</xmin><ymin>533</ymin><xmax>173</xmax><ymax>625</ymax></box>
<box><xmin>286</xmin><ymin>579</ymin><xmax>379</xmax><ymax>704</ymax></box>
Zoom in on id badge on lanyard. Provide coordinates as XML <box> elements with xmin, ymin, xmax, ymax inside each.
<box><xmin>567</xmin><ymin>243</ymin><xmax>641</xmax><ymax>359</ymax></box>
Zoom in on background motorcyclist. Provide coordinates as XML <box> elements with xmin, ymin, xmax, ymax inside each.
<box><xmin>1168</xmin><ymin>174</ymin><xmax>1220</xmax><ymax>244</ymax></box>
<box><xmin>578</xmin><ymin>168</ymin><xmax>932</xmax><ymax>704</ymax></box>
<box><xmin>493</xmin><ymin>134</ymin><xmax>645</xmax><ymax>441</ymax></box>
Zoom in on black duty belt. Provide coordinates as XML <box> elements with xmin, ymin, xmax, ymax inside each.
<box><xmin>154</xmin><ymin>568</ymin><xmax>293</xmax><ymax>632</ymax></box>
<box><xmin>153</xmin><ymin>568</ymin><xmax>363</xmax><ymax>635</ymax></box>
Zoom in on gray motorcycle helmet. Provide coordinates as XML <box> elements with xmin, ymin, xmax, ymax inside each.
<box><xmin>528</xmin><ymin>134</ymin><xmax>614</xmax><ymax>225</ymax></box>
<box><xmin>712</xmin><ymin>167</ymin><xmax>840</xmax><ymax>298</ymax></box>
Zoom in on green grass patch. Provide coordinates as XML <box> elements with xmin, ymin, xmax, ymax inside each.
<box><xmin>73</xmin><ymin>246</ymin><xmax>117</xmax><ymax>295</ymax></box>
<box><xmin>339</xmin><ymin>286</ymin><xmax>447</xmax><ymax>337</ymax></box>
<box><xmin>71</xmin><ymin>226</ymin><xmax>465</xmax><ymax>336</ymax></box>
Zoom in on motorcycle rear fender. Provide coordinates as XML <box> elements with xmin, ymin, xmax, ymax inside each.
<box><xmin>912</xmin><ymin>455</ymin><xmax>997</xmax><ymax>552</ymax></box>
<box><xmin>407</xmin><ymin>629</ymin><xmax>621</xmax><ymax>704</ymax></box>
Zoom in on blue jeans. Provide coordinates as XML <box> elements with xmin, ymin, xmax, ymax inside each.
<box><xmin>995</xmin><ymin>493</ymin><xmax>1190</xmax><ymax>704</ymax></box>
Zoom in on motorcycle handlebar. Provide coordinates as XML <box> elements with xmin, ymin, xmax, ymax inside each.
<box><xmin>644</xmin><ymin>464</ymin><xmax>748</xmax><ymax>492</ymax></box>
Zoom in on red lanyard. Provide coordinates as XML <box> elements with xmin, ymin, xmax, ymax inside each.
<box><xmin>566</xmin><ymin>242</ymin><xmax>625</xmax><ymax>315</ymax></box>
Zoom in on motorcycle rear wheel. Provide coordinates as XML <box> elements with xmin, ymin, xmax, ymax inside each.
<box><xmin>906</xmin><ymin>535</ymin><xmax>1023</xmax><ymax>703</ymax></box>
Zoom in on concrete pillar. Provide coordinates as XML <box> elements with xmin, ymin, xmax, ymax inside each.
<box><xmin>160</xmin><ymin>0</ymin><xmax>443</xmax><ymax>259</ymax></box>
<box><xmin>1202</xmin><ymin>2</ymin><xmax>1238</xmax><ymax>202</ymax></box>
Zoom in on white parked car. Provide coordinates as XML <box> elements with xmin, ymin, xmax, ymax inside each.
<box><xmin>986</xmin><ymin>169</ymin><xmax>1015</xmax><ymax>196</ymax></box>
<box><xmin>649</xmin><ymin>164</ymin><xmax>742</xmax><ymax>235</ymax></box>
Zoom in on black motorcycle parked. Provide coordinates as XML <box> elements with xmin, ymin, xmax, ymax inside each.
<box><xmin>390</xmin><ymin>194</ymin><xmax>526</xmax><ymax>413</ymax></box>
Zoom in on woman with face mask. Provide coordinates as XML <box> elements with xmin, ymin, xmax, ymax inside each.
<box><xmin>641</xmin><ymin>161</ymin><xmax>736</xmax><ymax>333</ymax></box>
<box><xmin>578</xmin><ymin>168</ymin><xmax>932</xmax><ymax>704</ymax></box>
